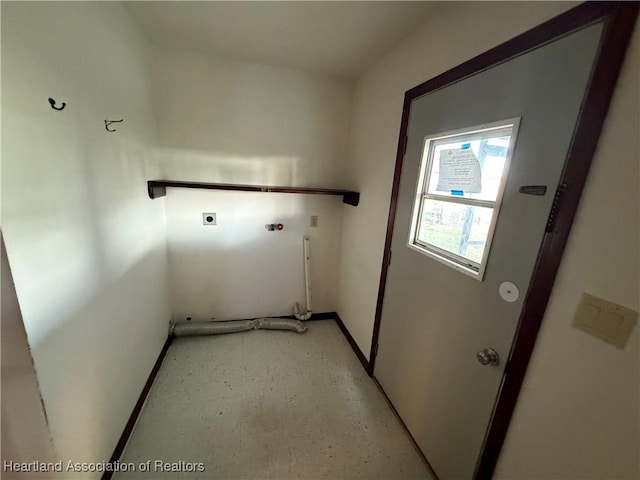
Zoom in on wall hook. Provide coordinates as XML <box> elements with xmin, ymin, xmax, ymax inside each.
<box><xmin>105</xmin><ymin>119</ymin><xmax>123</xmax><ymax>132</ymax></box>
<box><xmin>48</xmin><ymin>98</ymin><xmax>66</xmax><ymax>111</ymax></box>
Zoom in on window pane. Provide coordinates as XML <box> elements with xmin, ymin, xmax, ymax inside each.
<box><xmin>416</xmin><ymin>199</ymin><xmax>494</xmax><ymax>266</ymax></box>
<box><xmin>425</xmin><ymin>127</ymin><xmax>513</xmax><ymax>202</ymax></box>
<box><xmin>409</xmin><ymin>119</ymin><xmax>519</xmax><ymax>279</ymax></box>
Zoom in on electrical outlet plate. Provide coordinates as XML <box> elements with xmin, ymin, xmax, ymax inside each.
<box><xmin>310</xmin><ymin>215</ymin><xmax>318</xmax><ymax>228</ymax></box>
<box><xmin>203</xmin><ymin>213</ymin><xmax>217</xmax><ymax>225</ymax></box>
<box><xmin>573</xmin><ymin>293</ymin><xmax>638</xmax><ymax>349</ymax></box>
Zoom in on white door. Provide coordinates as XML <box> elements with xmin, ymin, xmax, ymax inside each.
<box><xmin>375</xmin><ymin>22</ymin><xmax>605</xmax><ymax>479</ymax></box>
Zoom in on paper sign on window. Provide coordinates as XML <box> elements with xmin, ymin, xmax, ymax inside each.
<box><xmin>436</xmin><ymin>146</ymin><xmax>482</xmax><ymax>193</ymax></box>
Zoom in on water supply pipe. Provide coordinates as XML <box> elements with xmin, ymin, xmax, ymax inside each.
<box><xmin>294</xmin><ymin>235</ymin><xmax>312</xmax><ymax>320</ymax></box>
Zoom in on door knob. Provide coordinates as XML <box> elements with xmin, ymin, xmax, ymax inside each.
<box><xmin>477</xmin><ymin>348</ymin><xmax>500</xmax><ymax>366</ymax></box>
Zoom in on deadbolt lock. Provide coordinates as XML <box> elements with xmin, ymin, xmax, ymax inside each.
<box><xmin>477</xmin><ymin>348</ymin><xmax>500</xmax><ymax>366</ymax></box>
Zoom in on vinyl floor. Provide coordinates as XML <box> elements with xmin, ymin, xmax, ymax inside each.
<box><xmin>116</xmin><ymin>319</ymin><xmax>432</xmax><ymax>480</ymax></box>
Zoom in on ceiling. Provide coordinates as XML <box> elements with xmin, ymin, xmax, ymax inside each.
<box><xmin>124</xmin><ymin>1</ymin><xmax>440</xmax><ymax>80</ymax></box>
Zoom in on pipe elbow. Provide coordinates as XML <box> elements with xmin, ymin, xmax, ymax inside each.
<box><xmin>293</xmin><ymin>302</ymin><xmax>312</xmax><ymax>321</ymax></box>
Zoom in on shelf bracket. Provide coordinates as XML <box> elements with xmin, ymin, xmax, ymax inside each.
<box><xmin>148</xmin><ymin>182</ymin><xmax>166</xmax><ymax>199</ymax></box>
<box><xmin>343</xmin><ymin>192</ymin><xmax>360</xmax><ymax>206</ymax></box>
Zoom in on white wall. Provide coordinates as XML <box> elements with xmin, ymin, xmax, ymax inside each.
<box><xmin>1</xmin><ymin>2</ymin><xmax>171</xmax><ymax>475</ymax></box>
<box><xmin>337</xmin><ymin>1</ymin><xmax>639</xmax><ymax>478</ymax></box>
<box><xmin>1</xmin><ymin>233</ymin><xmax>58</xmax><ymax>479</ymax></box>
<box><xmin>151</xmin><ymin>47</ymin><xmax>352</xmax><ymax>321</ymax></box>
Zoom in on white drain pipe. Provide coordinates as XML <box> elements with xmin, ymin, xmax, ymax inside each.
<box><xmin>294</xmin><ymin>235</ymin><xmax>312</xmax><ymax>320</ymax></box>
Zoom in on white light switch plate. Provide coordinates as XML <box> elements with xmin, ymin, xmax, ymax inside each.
<box><xmin>573</xmin><ymin>293</ymin><xmax>638</xmax><ymax>349</ymax></box>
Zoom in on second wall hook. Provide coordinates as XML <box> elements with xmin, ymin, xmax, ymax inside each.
<box><xmin>105</xmin><ymin>119</ymin><xmax>124</xmax><ymax>132</ymax></box>
<box><xmin>48</xmin><ymin>98</ymin><xmax>66</xmax><ymax>111</ymax></box>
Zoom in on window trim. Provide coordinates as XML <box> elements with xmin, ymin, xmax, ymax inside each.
<box><xmin>407</xmin><ymin>117</ymin><xmax>521</xmax><ymax>281</ymax></box>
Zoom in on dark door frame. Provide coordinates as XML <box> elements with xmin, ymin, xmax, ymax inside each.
<box><xmin>367</xmin><ymin>2</ymin><xmax>638</xmax><ymax>478</ymax></box>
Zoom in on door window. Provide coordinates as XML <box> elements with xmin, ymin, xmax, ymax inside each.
<box><xmin>408</xmin><ymin>119</ymin><xmax>520</xmax><ymax>279</ymax></box>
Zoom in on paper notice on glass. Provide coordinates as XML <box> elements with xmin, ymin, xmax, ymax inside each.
<box><xmin>436</xmin><ymin>147</ymin><xmax>482</xmax><ymax>193</ymax></box>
